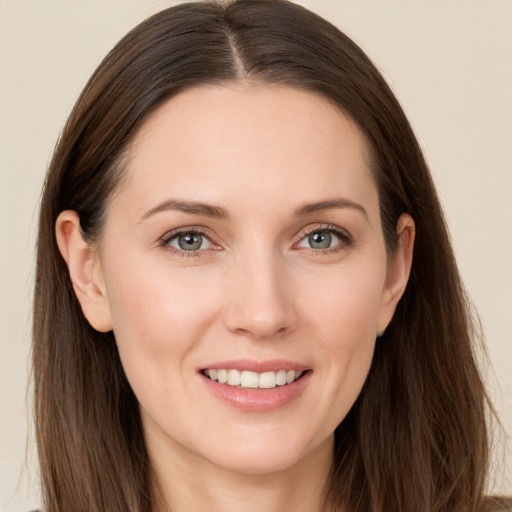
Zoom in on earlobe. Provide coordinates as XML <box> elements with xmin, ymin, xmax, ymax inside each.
<box><xmin>377</xmin><ymin>213</ymin><xmax>415</xmax><ymax>334</ymax></box>
<box><xmin>55</xmin><ymin>211</ymin><xmax>113</xmax><ymax>332</ymax></box>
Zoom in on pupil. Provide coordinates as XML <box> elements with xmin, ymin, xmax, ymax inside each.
<box><xmin>309</xmin><ymin>231</ymin><xmax>331</xmax><ymax>249</ymax></box>
<box><xmin>179</xmin><ymin>233</ymin><xmax>201</xmax><ymax>251</ymax></box>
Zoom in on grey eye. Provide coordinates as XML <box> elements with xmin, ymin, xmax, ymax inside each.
<box><xmin>298</xmin><ymin>230</ymin><xmax>341</xmax><ymax>250</ymax></box>
<box><xmin>169</xmin><ymin>232</ymin><xmax>212</xmax><ymax>251</ymax></box>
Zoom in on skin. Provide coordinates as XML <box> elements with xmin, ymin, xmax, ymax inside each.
<box><xmin>56</xmin><ymin>84</ymin><xmax>414</xmax><ymax>512</ymax></box>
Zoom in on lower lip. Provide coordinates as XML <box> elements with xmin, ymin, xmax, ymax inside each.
<box><xmin>200</xmin><ymin>371</ymin><xmax>312</xmax><ymax>412</ymax></box>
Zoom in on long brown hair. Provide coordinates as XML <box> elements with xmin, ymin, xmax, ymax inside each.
<box><xmin>33</xmin><ymin>1</ymin><xmax>508</xmax><ymax>511</ymax></box>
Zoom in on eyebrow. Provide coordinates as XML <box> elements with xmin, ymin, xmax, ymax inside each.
<box><xmin>138</xmin><ymin>199</ymin><xmax>230</xmax><ymax>223</ymax></box>
<box><xmin>138</xmin><ymin>197</ymin><xmax>368</xmax><ymax>223</ymax></box>
<box><xmin>294</xmin><ymin>198</ymin><xmax>369</xmax><ymax>220</ymax></box>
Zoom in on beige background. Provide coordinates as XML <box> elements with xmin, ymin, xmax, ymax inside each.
<box><xmin>1</xmin><ymin>1</ymin><xmax>510</xmax><ymax>510</ymax></box>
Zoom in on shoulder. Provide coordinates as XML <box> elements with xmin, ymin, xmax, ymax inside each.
<box><xmin>479</xmin><ymin>496</ymin><xmax>512</xmax><ymax>512</ymax></box>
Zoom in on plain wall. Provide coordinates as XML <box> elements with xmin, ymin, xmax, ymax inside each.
<box><xmin>1</xmin><ymin>1</ymin><xmax>510</xmax><ymax>510</ymax></box>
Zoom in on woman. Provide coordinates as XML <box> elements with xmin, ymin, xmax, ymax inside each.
<box><xmin>32</xmin><ymin>1</ymin><xmax>511</xmax><ymax>511</ymax></box>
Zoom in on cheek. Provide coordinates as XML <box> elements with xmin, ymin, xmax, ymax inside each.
<box><xmin>105</xmin><ymin>261</ymin><xmax>222</xmax><ymax>350</ymax></box>
<box><xmin>300</xmin><ymin>260</ymin><xmax>385</xmax><ymax>417</ymax></box>
<box><xmin>303</xmin><ymin>258</ymin><xmax>386</xmax><ymax>343</ymax></box>
<box><xmin>102</xmin><ymin>262</ymin><xmax>225</xmax><ymax>410</ymax></box>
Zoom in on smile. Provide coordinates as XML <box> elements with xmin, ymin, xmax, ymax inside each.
<box><xmin>202</xmin><ymin>368</ymin><xmax>304</xmax><ymax>389</ymax></box>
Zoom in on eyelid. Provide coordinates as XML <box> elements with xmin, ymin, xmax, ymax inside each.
<box><xmin>158</xmin><ymin>226</ymin><xmax>221</xmax><ymax>255</ymax></box>
<box><xmin>157</xmin><ymin>223</ymin><xmax>352</xmax><ymax>257</ymax></box>
<box><xmin>293</xmin><ymin>223</ymin><xmax>353</xmax><ymax>251</ymax></box>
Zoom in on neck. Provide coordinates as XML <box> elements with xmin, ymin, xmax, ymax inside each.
<box><xmin>149</xmin><ymin>434</ymin><xmax>335</xmax><ymax>512</ymax></box>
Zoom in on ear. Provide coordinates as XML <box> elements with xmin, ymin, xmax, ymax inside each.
<box><xmin>55</xmin><ymin>210</ymin><xmax>113</xmax><ymax>332</ymax></box>
<box><xmin>377</xmin><ymin>213</ymin><xmax>415</xmax><ymax>335</ymax></box>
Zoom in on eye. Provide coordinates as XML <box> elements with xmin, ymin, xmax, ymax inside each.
<box><xmin>166</xmin><ymin>231</ymin><xmax>213</xmax><ymax>252</ymax></box>
<box><xmin>296</xmin><ymin>227</ymin><xmax>348</xmax><ymax>250</ymax></box>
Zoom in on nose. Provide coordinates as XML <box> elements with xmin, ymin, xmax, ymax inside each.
<box><xmin>222</xmin><ymin>250</ymin><xmax>298</xmax><ymax>340</ymax></box>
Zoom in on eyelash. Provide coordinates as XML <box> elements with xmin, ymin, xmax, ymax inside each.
<box><xmin>158</xmin><ymin>224</ymin><xmax>352</xmax><ymax>258</ymax></box>
<box><xmin>295</xmin><ymin>224</ymin><xmax>353</xmax><ymax>255</ymax></box>
<box><xmin>159</xmin><ymin>227</ymin><xmax>215</xmax><ymax>258</ymax></box>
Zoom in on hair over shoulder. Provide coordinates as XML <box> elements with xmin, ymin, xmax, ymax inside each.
<box><xmin>479</xmin><ymin>496</ymin><xmax>512</xmax><ymax>512</ymax></box>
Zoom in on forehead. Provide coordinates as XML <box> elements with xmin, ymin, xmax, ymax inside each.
<box><xmin>114</xmin><ymin>84</ymin><xmax>378</xmax><ymax>221</ymax></box>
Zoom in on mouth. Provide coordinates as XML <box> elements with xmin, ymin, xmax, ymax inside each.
<box><xmin>201</xmin><ymin>368</ymin><xmax>308</xmax><ymax>389</ymax></box>
<box><xmin>198</xmin><ymin>359</ymin><xmax>312</xmax><ymax>411</ymax></box>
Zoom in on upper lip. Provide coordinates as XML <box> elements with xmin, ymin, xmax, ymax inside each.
<box><xmin>199</xmin><ymin>359</ymin><xmax>310</xmax><ymax>373</ymax></box>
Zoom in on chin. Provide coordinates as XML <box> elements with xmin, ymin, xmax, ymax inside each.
<box><xmin>197</xmin><ymin>430</ymin><xmax>331</xmax><ymax>476</ymax></box>
<box><xmin>207</xmin><ymin>448</ymin><xmax>306</xmax><ymax>475</ymax></box>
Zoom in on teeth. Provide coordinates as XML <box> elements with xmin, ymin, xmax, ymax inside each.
<box><xmin>204</xmin><ymin>368</ymin><xmax>304</xmax><ymax>389</ymax></box>
<box><xmin>276</xmin><ymin>369</ymin><xmax>287</xmax><ymax>386</ymax></box>
<box><xmin>217</xmin><ymin>369</ymin><xmax>228</xmax><ymax>384</ymax></box>
<box><xmin>241</xmin><ymin>371</ymin><xmax>259</xmax><ymax>388</ymax></box>
<box><xmin>258</xmin><ymin>371</ymin><xmax>276</xmax><ymax>389</ymax></box>
<box><xmin>227</xmin><ymin>369</ymin><xmax>241</xmax><ymax>386</ymax></box>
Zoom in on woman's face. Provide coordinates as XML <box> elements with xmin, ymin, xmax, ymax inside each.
<box><xmin>78</xmin><ymin>84</ymin><xmax>411</xmax><ymax>475</ymax></box>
